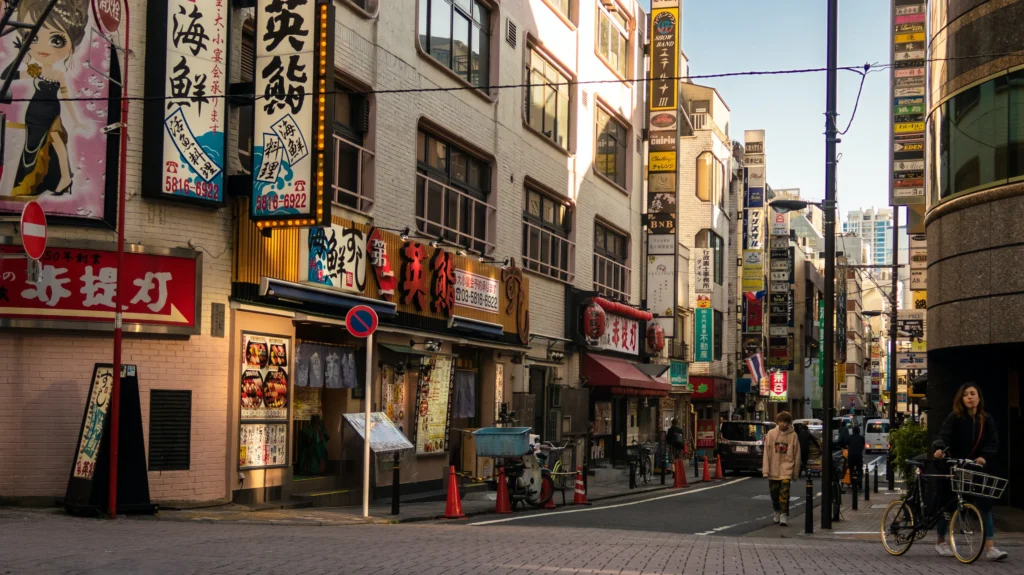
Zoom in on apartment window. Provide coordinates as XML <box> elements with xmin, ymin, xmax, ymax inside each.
<box><xmin>547</xmin><ymin>0</ymin><xmax>572</xmax><ymax>20</ymax></box>
<box><xmin>713</xmin><ymin>310</ymin><xmax>723</xmax><ymax>361</ymax></box>
<box><xmin>695</xmin><ymin>151</ymin><xmax>724</xmax><ymax>206</ymax></box>
<box><xmin>416</xmin><ymin>129</ymin><xmax>494</xmax><ymax>253</ymax></box>
<box><xmin>695</xmin><ymin>229</ymin><xmax>723</xmax><ymax>285</ymax></box>
<box><xmin>594</xmin><ymin>222</ymin><xmax>630</xmax><ymax>301</ymax></box>
<box><xmin>523</xmin><ymin>186</ymin><xmax>575</xmax><ymax>282</ymax></box>
<box><xmin>333</xmin><ymin>79</ymin><xmax>374</xmax><ymax>213</ymax></box>
<box><xmin>525</xmin><ymin>49</ymin><xmax>571</xmax><ymax>150</ymax></box>
<box><xmin>596</xmin><ymin>1</ymin><xmax>628</xmax><ymax>77</ymax></box>
<box><xmin>595</xmin><ymin>107</ymin><xmax>628</xmax><ymax>188</ymax></box>
<box><xmin>418</xmin><ymin>0</ymin><xmax>491</xmax><ymax>89</ymax></box>
<box><xmin>236</xmin><ymin>18</ymin><xmax>255</xmax><ymax>174</ymax></box>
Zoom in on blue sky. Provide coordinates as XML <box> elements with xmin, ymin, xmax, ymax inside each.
<box><xmin>642</xmin><ymin>0</ymin><xmax>891</xmax><ymax>215</ymax></box>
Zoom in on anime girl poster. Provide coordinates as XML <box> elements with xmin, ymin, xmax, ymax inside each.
<box><xmin>0</xmin><ymin>0</ymin><xmax>118</xmax><ymax>224</ymax></box>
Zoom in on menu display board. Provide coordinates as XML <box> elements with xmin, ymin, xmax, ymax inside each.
<box><xmin>239</xmin><ymin>332</ymin><xmax>291</xmax><ymax>469</ymax></box>
<box><xmin>381</xmin><ymin>365</ymin><xmax>408</xmax><ymax>437</ymax></box>
<box><xmin>239</xmin><ymin>423</ymin><xmax>288</xmax><ymax>469</ymax></box>
<box><xmin>413</xmin><ymin>355</ymin><xmax>455</xmax><ymax>454</ymax></box>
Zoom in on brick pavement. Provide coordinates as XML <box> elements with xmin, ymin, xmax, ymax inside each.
<box><xmin>1</xmin><ymin>506</ymin><xmax>1021</xmax><ymax>574</ymax></box>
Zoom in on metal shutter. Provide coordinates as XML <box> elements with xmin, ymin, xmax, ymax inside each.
<box><xmin>149</xmin><ymin>390</ymin><xmax>192</xmax><ymax>471</ymax></box>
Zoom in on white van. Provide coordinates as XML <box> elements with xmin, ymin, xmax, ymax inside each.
<box><xmin>865</xmin><ymin>419</ymin><xmax>890</xmax><ymax>453</ymax></box>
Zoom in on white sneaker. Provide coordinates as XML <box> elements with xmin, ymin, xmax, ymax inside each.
<box><xmin>779</xmin><ymin>513</ymin><xmax>788</xmax><ymax>526</ymax></box>
<box><xmin>773</xmin><ymin>512</ymin><xmax>780</xmax><ymax>524</ymax></box>
<box><xmin>935</xmin><ymin>543</ymin><xmax>953</xmax><ymax>557</ymax></box>
<box><xmin>985</xmin><ymin>547</ymin><xmax>1008</xmax><ymax>561</ymax></box>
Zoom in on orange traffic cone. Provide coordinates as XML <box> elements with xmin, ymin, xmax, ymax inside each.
<box><xmin>714</xmin><ymin>455</ymin><xmax>724</xmax><ymax>480</ymax></box>
<box><xmin>702</xmin><ymin>456</ymin><xmax>711</xmax><ymax>482</ymax></box>
<box><xmin>444</xmin><ymin>465</ymin><xmax>466</xmax><ymax>519</ymax></box>
<box><xmin>495</xmin><ymin>467</ymin><xmax>512</xmax><ymax>514</ymax></box>
<box><xmin>573</xmin><ymin>466</ymin><xmax>591</xmax><ymax>505</ymax></box>
<box><xmin>672</xmin><ymin>459</ymin><xmax>688</xmax><ymax>488</ymax></box>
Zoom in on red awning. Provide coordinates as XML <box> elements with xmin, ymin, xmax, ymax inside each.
<box><xmin>582</xmin><ymin>354</ymin><xmax>672</xmax><ymax>397</ymax></box>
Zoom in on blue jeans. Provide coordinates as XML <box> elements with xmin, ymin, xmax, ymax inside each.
<box><xmin>937</xmin><ymin>505</ymin><xmax>995</xmax><ymax>539</ymax></box>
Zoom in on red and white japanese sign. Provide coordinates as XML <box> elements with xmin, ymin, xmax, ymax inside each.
<box><xmin>20</xmin><ymin>201</ymin><xmax>47</xmax><ymax>260</ymax></box>
<box><xmin>769</xmin><ymin>371</ymin><xmax>788</xmax><ymax>403</ymax></box>
<box><xmin>598</xmin><ymin>312</ymin><xmax>640</xmax><ymax>356</ymax></box>
<box><xmin>0</xmin><ymin>245</ymin><xmax>199</xmax><ymax>333</ymax></box>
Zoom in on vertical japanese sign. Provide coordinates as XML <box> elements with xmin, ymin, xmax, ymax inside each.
<box><xmin>694</xmin><ymin>248</ymin><xmax>713</xmax><ymax>293</ymax></box>
<box><xmin>768</xmin><ymin>371</ymin><xmax>788</xmax><ymax>402</ymax></box>
<box><xmin>889</xmin><ymin>0</ymin><xmax>927</xmax><ymax>206</ymax></box>
<box><xmin>818</xmin><ymin>298</ymin><xmax>825</xmax><ymax>386</ymax></box>
<box><xmin>0</xmin><ymin>0</ymin><xmax>119</xmax><ymax>225</ymax></box>
<box><xmin>250</xmin><ymin>0</ymin><xmax>334</xmax><ymax>229</ymax></box>
<box><xmin>645</xmin><ymin>0</ymin><xmax>680</xmax><ymax>338</ymax></box>
<box><xmin>142</xmin><ymin>0</ymin><xmax>229</xmax><ymax>206</ymax></box>
<box><xmin>741</xmin><ymin>131</ymin><xmax>766</xmax><ymax>293</ymax></box>
<box><xmin>72</xmin><ymin>365</ymin><xmax>114</xmax><ymax>479</ymax></box>
<box><xmin>695</xmin><ymin>295</ymin><xmax>713</xmax><ymax>362</ymax></box>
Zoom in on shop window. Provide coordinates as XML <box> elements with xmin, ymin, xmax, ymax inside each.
<box><xmin>595</xmin><ymin>106</ymin><xmax>628</xmax><ymax>189</ymax></box>
<box><xmin>695</xmin><ymin>229</ymin><xmax>723</xmax><ymax>285</ymax></box>
<box><xmin>416</xmin><ymin>129</ymin><xmax>495</xmax><ymax>253</ymax></box>
<box><xmin>596</xmin><ymin>0</ymin><xmax>628</xmax><ymax>78</ymax></box>
<box><xmin>713</xmin><ymin>310</ymin><xmax>723</xmax><ymax>361</ymax></box>
<box><xmin>333</xmin><ymin>78</ymin><xmax>375</xmax><ymax>214</ymax></box>
<box><xmin>418</xmin><ymin>0</ymin><xmax>492</xmax><ymax>89</ymax></box>
<box><xmin>148</xmin><ymin>390</ymin><xmax>192</xmax><ymax>471</ymax></box>
<box><xmin>523</xmin><ymin>185</ymin><xmax>575</xmax><ymax>282</ymax></box>
<box><xmin>594</xmin><ymin>222</ymin><xmax>629</xmax><ymax>301</ymax></box>
<box><xmin>525</xmin><ymin>48</ymin><xmax>572</xmax><ymax>150</ymax></box>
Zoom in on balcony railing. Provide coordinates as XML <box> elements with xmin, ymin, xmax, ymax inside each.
<box><xmin>690</xmin><ymin>112</ymin><xmax>709</xmax><ymax>131</ymax></box>
<box><xmin>593</xmin><ymin>252</ymin><xmax>630</xmax><ymax>302</ymax></box>
<box><xmin>416</xmin><ymin>173</ymin><xmax>495</xmax><ymax>254</ymax></box>
<box><xmin>668</xmin><ymin>339</ymin><xmax>690</xmax><ymax>361</ymax></box>
<box><xmin>522</xmin><ymin>219</ymin><xmax>575</xmax><ymax>283</ymax></box>
<box><xmin>332</xmin><ymin>133</ymin><xmax>375</xmax><ymax>214</ymax></box>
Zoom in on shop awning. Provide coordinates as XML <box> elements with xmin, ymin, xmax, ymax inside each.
<box><xmin>259</xmin><ymin>277</ymin><xmax>398</xmax><ymax>319</ymax></box>
<box><xmin>582</xmin><ymin>354</ymin><xmax>672</xmax><ymax>397</ymax></box>
<box><xmin>379</xmin><ymin>343</ymin><xmax>429</xmax><ymax>356</ymax></box>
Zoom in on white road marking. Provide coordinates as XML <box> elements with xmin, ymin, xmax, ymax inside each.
<box><xmin>468</xmin><ymin>477</ymin><xmax>750</xmax><ymax>526</ymax></box>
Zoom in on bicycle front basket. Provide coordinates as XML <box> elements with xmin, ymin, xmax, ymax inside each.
<box><xmin>951</xmin><ymin>467</ymin><xmax>1007</xmax><ymax>500</ymax></box>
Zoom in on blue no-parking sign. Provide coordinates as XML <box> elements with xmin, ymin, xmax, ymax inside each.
<box><xmin>345</xmin><ymin>306</ymin><xmax>378</xmax><ymax>339</ymax></box>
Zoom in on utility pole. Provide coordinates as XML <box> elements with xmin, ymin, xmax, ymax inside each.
<box><xmin>821</xmin><ymin>0</ymin><xmax>839</xmax><ymax>530</ymax></box>
<box><xmin>887</xmin><ymin>208</ymin><xmax>900</xmax><ymax>491</ymax></box>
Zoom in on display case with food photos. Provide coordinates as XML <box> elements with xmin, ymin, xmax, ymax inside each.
<box><xmin>239</xmin><ymin>332</ymin><xmax>291</xmax><ymax>469</ymax></box>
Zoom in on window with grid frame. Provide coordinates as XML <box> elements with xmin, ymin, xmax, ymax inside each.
<box><xmin>525</xmin><ymin>48</ymin><xmax>571</xmax><ymax>150</ymax></box>
<box><xmin>596</xmin><ymin>1</ymin><xmax>629</xmax><ymax>77</ymax></box>
<box><xmin>332</xmin><ymin>78</ymin><xmax>374</xmax><ymax>213</ymax></box>
<box><xmin>523</xmin><ymin>186</ymin><xmax>575</xmax><ymax>282</ymax></box>
<box><xmin>416</xmin><ymin>130</ymin><xmax>494</xmax><ymax>253</ymax></box>
<box><xmin>546</xmin><ymin>0</ymin><xmax>572</xmax><ymax>21</ymax></box>
<box><xmin>594</xmin><ymin>222</ymin><xmax>630</xmax><ymax>301</ymax></box>
<box><xmin>418</xmin><ymin>0</ymin><xmax>491</xmax><ymax>89</ymax></box>
<box><xmin>235</xmin><ymin>18</ymin><xmax>256</xmax><ymax>175</ymax></box>
<box><xmin>595</xmin><ymin>107</ymin><xmax>628</xmax><ymax>188</ymax></box>
<box><xmin>695</xmin><ymin>229</ymin><xmax>724</xmax><ymax>285</ymax></box>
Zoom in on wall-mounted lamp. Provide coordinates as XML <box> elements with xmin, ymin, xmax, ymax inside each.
<box><xmin>548</xmin><ymin>350</ymin><xmax>565</xmax><ymax>362</ymax></box>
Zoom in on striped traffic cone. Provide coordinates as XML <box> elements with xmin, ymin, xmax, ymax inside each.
<box><xmin>573</xmin><ymin>466</ymin><xmax>591</xmax><ymax>505</ymax></box>
<box><xmin>702</xmin><ymin>457</ymin><xmax>711</xmax><ymax>482</ymax></box>
<box><xmin>714</xmin><ymin>454</ymin><xmax>724</xmax><ymax>480</ymax></box>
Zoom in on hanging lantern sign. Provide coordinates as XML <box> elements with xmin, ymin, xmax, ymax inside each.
<box><xmin>583</xmin><ymin>302</ymin><xmax>607</xmax><ymax>341</ymax></box>
<box><xmin>646</xmin><ymin>323</ymin><xmax>665</xmax><ymax>353</ymax></box>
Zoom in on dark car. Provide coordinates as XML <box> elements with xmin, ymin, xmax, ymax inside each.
<box><xmin>717</xmin><ymin>420</ymin><xmax>776</xmax><ymax>474</ymax></box>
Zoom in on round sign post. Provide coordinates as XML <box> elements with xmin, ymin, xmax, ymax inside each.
<box><xmin>345</xmin><ymin>305</ymin><xmax>379</xmax><ymax>519</ymax></box>
<box><xmin>20</xmin><ymin>201</ymin><xmax>47</xmax><ymax>260</ymax></box>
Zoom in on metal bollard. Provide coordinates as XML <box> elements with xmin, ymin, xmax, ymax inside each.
<box><xmin>874</xmin><ymin>465</ymin><xmax>879</xmax><ymax>493</ymax></box>
<box><xmin>805</xmin><ymin>477</ymin><xmax>814</xmax><ymax>534</ymax></box>
<box><xmin>851</xmin><ymin>471</ymin><xmax>858</xmax><ymax>511</ymax></box>
<box><xmin>864</xmin><ymin>464</ymin><xmax>870</xmax><ymax>501</ymax></box>
<box><xmin>661</xmin><ymin>450</ymin><xmax>667</xmax><ymax>485</ymax></box>
<box><xmin>391</xmin><ymin>451</ymin><xmax>401</xmax><ymax>516</ymax></box>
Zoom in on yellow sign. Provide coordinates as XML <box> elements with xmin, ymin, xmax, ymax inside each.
<box><xmin>894</xmin><ymin>32</ymin><xmax>925</xmax><ymax>43</ymax></box>
<box><xmin>912</xmin><ymin>290</ymin><xmax>927</xmax><ymax>310</ymax></box>
<box><xmin>836</xmin><ymin>362</ymin><xmax>847</xmax><ymax>383</ymax></box>
<box><xmin>895</xmin><ymin>122</ymin><xmax>925</xmax><ymax>133</ymax></box>
<box><xmin>650</xmin><ymin>151</ymin><xmax>677</xmax><ymax>172</ymax></box>
<box><xmin>648</xmin><ymin>7</ymin><xmax>679</xmax><ymax>111</ymax></box>
<box><xmin>696</xmin><ymin>295</ymin><xmax>712</xmax><ymax>309</ymax></box>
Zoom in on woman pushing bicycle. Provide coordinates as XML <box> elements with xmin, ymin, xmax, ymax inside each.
<box><xmin>931</xmin><ymin>383</ymin><xmax>1007</xmax><ymax>561</ymax></box>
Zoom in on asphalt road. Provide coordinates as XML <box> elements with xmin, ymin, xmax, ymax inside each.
<box><xmin>467</xmin><ymin>454</ymin><xmax>887</xmax><ymax>537</ymax></box>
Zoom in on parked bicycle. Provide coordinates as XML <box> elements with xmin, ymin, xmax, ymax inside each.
<box><xmin>880</xmin><ymin>454</ymin><xmax>1007</xmax><ymax>564</ymax></box>
<box><xmin>626</xmin><ymin>441</ymin><xmax>654</xmax><ymax>488</ymax></box>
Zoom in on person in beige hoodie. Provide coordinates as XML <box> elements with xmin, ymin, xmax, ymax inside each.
<box><xmin>762</xmin><ymin>411</ymin><xmax>801</xmax><ymax>526</ymax></box>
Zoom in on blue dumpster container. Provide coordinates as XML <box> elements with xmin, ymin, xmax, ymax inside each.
<box><xmin>472</xmin><ymin>427</ymin><xmax>531</xmax><ymax>457</ymax></box>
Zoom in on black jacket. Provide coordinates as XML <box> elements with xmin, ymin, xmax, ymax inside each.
<box><xmin>932</xmin><ymin>412</ymin><xmax>998</xmax><ymax>464</ymax></box>
<box><xmin>667</xmin><ymin>426</ymin><xmax>685</xmax><ymax>448</ymax></box>
<box><xmin>837</xmin><ymin>426</ymin><xmax>850</xmax><ymax>448</ymax></box>
<box><xmin>847</xmin><ymin>433</ymin><xmax>866</xmax><ymax>462</ymax></box>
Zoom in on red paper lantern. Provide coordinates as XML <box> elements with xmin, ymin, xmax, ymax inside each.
<box><xmin>583</xmin><ymin>302</ymin><xmax>607</xmax><ymax>340</ymax></box>
<box><xmin>646</xmin><ymin>323</ymin><xmax>665</xmax><ymax>353</ymax></box>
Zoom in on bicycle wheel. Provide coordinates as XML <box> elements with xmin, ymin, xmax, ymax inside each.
<box><xmin>526</xmin><ymin>474</ymin><xmax>554</xmax><ymax>508</ymax></box>
<box><xmin>880</xmin><ymin>500</ymin><xmax>916</xmax><ymax>556</ymax></box>
<box><xmin>642</xmin><ymin>455</ymin><xmax>653</xmax><ymax>484</ymax></box>
<box><xmin>949</xmin><ymin>503</ymin><xmax>986</xmax><ymax>564</ymax></box>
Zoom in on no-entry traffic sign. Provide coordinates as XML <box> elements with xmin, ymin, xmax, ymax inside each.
<box><xmin>345</xmin><ymin>305</ymin><xmax>378</xmax><ymax>339</ymax></box>
<box><xmin>20</xmin><ymin>201</ymin><xmax>47</xmax><ymax>260</ymax></box>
